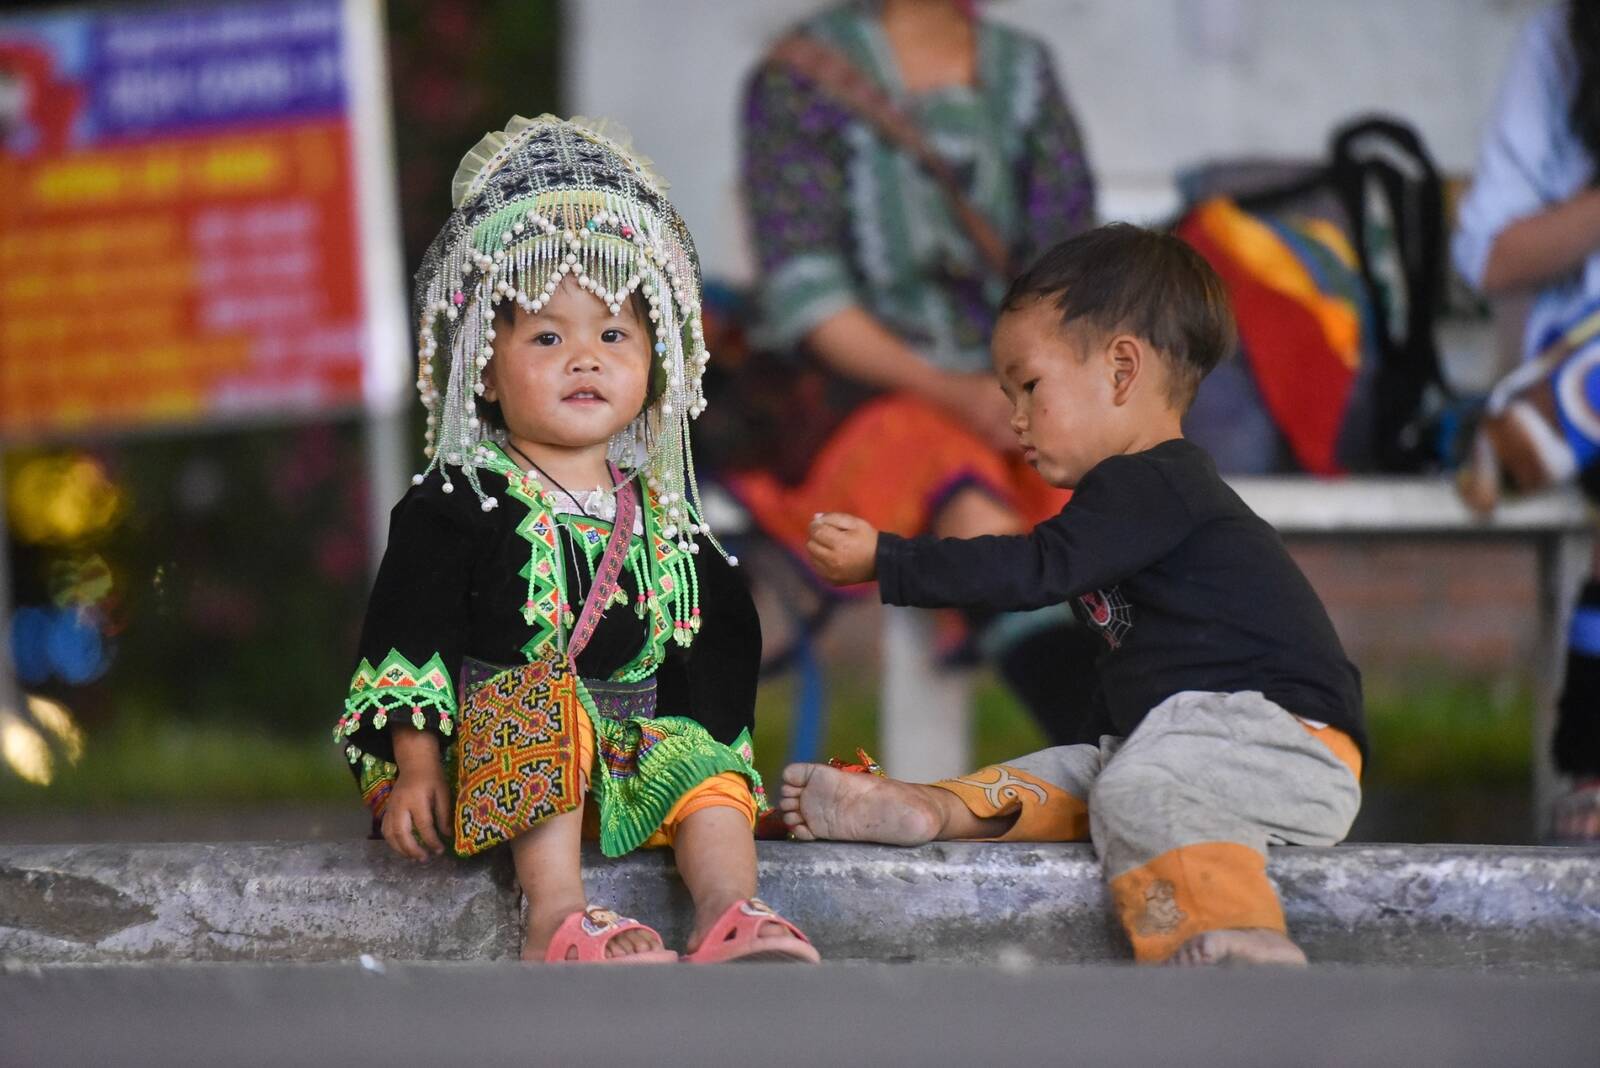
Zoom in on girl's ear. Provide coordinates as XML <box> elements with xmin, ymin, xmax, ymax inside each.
<box><xmin>481</xmin><ymin>358</ymin><xmax>498</xmax><ymax>403</ymax></box>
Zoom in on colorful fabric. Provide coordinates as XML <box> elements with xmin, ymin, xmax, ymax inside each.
<box><xmin>570</xmin><ymin>708</ymin><xmax>758</xmax><ymax>848</ymax></box>
<box><xmin>478</xmin><ymin>442</ymin><xmax>701</xmax><ymax>678</ymax></box>
<box><xmin>450</xmin><ymin>646</ymin><xmax>761</xmax><ymax>858</ymax></box>
<box><xmin>628</xmin><ymin>772</ymin><xmax>759</xmax><ymax>850</ymax></box>
<box><xmin>585</xmin><ymin>676</ymin><xmax>659</xmax><ymax>723</ymax></box>
<box><xmin>358</xmin><ymin>755</ymin><xmax>398</xmax><ymax>821</ymax></box>
<box><xmin>741</xmin><ymin>2</ymin><xmax>1095</xmax><ymax>371</ymax></box>
<box><xmin>590</xmin><ymin>713</ymin><xmax>761</xmax><ymax>858</ymax></box>
<box><xmin>1177</xmin><ymin>198</ymin><xmax>1366</xmax><ymax>475</ymax></box>
<box><xmin>335</xmin><ymin>462</ymin><xmax>761</xmax><ymax>826</ymax></box>
<box><xmin>933</xmin><ymin>690</ymin><xmax>1361</xmax><ymax>962</ymax></box>
<box><xmin>336</xmin><ymin>650</ymin><xmax>457</xmax><ymax>791</ymax></box>
<box><xmin>727</xmin><ymin>394</ymin><xmax>1069</xmax><ymax>578</ymax></box>
<box><xmin>1464</xmin><ymin>296</ymin><xmax>1600</xmax><ymax>504</ymax></box>
<box><xmin>453</xmin><ymin>651</ymin><xmax>587</xmax><ymax>857</ymax></box>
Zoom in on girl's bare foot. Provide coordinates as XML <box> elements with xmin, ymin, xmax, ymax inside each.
<box><xmin>778</xmin><ymin>763</ymin><xmax>949</xmax><ymax>845</ymax></box>
<box><xmin>521</xmin><ymin>902</ymin><xmax>667</xmax><ymax>961</ymax></box>
<box><xmin>1167</xmin><ymin>928</ymin><xmax>1308</xmax><ymax>967</ymax></box>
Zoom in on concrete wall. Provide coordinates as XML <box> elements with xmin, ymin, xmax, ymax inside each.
<box><xmin>566</xmin><ymin>0</ymin><xmax>1545</xmax><ymax>282</ymax></box>
<box><xmin>5</xmin><ymin>841</ymin><xmax>1598</xmax><ymax>970</ymax></box>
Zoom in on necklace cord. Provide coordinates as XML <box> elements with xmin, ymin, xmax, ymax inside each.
<box><xmin>503</xmin><ymin>440</ymin><xmax>613</xmax><ymax>520</ymax></box>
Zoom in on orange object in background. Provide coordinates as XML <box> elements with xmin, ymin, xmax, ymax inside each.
<box><xmin>1176</xmin><ymin>198</ymin><xmax>1363</xmax><ymax>476</ymax></box>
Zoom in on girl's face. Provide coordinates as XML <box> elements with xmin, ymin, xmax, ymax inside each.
<box><xmin>483</xmin><ymin>276</ymin><xmax>652</xmax><ymax>451</ymax></box>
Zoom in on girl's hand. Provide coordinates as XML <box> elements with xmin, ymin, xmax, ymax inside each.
<box><xmin>807</xmin><ymin>513</ymin><xmax>880</xmax><ymax>586</ymax></box>
<box><xmin>383</xmin><ymin>730</ymin><xmax>451</xmax><ymax>861</ymax></box>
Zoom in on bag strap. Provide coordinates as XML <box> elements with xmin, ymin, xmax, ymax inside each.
<box><xmin>565</xmin><ymin>463</ymin><xmax>636</xmax><ymax>667</ymax></box>
<box><xmin>768</xmin><ymin>32</ymin><xmax>1014</xmax><ymax>279</ymax></box>
<box><xmin>1327</xmin><ymin>116</ymin><xmax>1447</xmax><ymax>470</ymax></box>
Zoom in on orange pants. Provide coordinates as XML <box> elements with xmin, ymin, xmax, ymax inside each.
<box><xmin>934</xmin><ymin>691</ymin><xmax>1362</xmax><ymax>962</ymax></box>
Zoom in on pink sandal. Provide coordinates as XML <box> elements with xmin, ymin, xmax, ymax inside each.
<box><xmin>684</xmin><ymin>898</ymin><xmax>821</xmax><ymax>964</ymax></box>
<box><xmin>542</xmin><ymin>907</ymin><xmax>679</xmax><ymax>964</ymax></box>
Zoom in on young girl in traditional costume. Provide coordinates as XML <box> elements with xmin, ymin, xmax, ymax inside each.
<box><xmin>333</xmin><ymin>115</ymin><xmax>819</xmax><ymax>963</ymax></box>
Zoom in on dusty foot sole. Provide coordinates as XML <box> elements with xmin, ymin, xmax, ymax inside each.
<box><xmin>778</xmin><ymin>763</ymin><xmax>945</xmax><ymax>845</ymax></box>
<box><xmin>1168</xmin><ymin>928</ymin><xmax>1308</xmax><ymax>967</ymax></box>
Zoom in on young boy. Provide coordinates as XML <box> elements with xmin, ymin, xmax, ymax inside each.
<box><xmin>787</xmin><ymin>223</ymin><xmax>1364</xmax><ymax>966</ymax></box>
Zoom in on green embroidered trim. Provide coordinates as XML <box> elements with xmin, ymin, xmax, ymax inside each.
<box><xmin>335</xmin><ymin>649</ymin><xmax>457</xmax><ymax>764</ymax></box>
<box><xmin>473</xmin><ymin>441</ymin><xmax>703</xmax><ymax>679</ymax></box>
<box><xmin>496</xmin><ymin>460</ymin><xmax>566</xmax><ymax>660</ymax></box>
<box><xmin>357</xmin><ymin>752</ymin><xmax>399</xmax><ymax>810</ymax></box>
<box><xmin>615</xmin><ymin>491</ymin><xmax>697</xmax><ymax>681</ymax></box>
<box><xmin>589</xmin><ymin>717</ymin><xmax>762</xmax><ymax>858</ymax></box>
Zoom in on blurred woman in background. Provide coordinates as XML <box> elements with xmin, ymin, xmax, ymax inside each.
<box><xmin>730</xmin><ymin>0</ymin><xmax>1103</xmax><ymax>743</ymax></box>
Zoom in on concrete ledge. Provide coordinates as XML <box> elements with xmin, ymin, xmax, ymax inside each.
<box><xmin>7</xmin><ymin>963</ymin><xmax>1600</xmax><ymax>1066</ymax></box>
<box><xmin>3</xmin><ymin>841</ymin><xmax>1598</xmax><ymax>970</ymax></box>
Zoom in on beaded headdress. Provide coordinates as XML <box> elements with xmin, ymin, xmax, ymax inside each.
<box><xmin>411</xmin><ymin>114</ymin><xmax>718</xmax><ymax>553</ymax></box>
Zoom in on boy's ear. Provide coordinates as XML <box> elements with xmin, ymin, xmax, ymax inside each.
<box><xmin>1106</xmin><ymin>334</ymin><xmax>1142</xmax><ymax>405</ymax></box>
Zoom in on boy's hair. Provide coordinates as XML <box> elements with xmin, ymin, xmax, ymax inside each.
<box><xmin>1002</xmin><ymin>223</ymin><xmax>1236</xmax><ymax>411</ymax></box>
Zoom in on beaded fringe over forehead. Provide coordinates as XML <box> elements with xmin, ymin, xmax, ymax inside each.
<box><xmin>411</xmin><ymin>115</ymin><xmax>719</xmax><ymax>555</ymax></box>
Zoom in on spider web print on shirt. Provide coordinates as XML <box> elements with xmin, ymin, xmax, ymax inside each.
<box><xmin>1077</xmin><ymin>586</ymin><xmax>1134</xmax><ymax>650</ymax></box>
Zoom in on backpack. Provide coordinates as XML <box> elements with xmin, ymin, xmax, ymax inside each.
<box><xmin>1176</xmin><ymin>116</ymin><xmax>1448</xmax><ymax>474</ymax></box>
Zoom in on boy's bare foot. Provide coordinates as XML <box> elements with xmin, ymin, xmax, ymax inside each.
<box><xmin>778</xmin><ymin>763</ymin><xmax>948</xmax><ymax>845</ymax></box>
<box><xmin>521</xmin><ymin>902</ymin><xmax>667</xmax><ymax>961</ymax></box>
<box><xmin>1167</xmin><ymin>928</ymin><xmax>1308</xmax><ymax>967</ymax></box>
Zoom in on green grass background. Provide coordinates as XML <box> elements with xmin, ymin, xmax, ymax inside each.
<box><xmin>0</xmin><ymin>670</ymin><xmax>1534</xmax><ymax>809</ymax></box>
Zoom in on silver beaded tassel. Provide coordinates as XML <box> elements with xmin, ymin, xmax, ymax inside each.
<box><xmin>409</xmin><ymin>115</ymin><xmax>725</xmax><ymax>558</ymax></box>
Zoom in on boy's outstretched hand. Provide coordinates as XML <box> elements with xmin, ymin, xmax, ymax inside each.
<box><xmin>807</xmin><ymin>512</ymin><xmax>879</xmax><ymax>586</ymax></box>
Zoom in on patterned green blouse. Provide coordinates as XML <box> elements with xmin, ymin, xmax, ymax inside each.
<box><xmin>741</xmin><ymin>1</ymin><xmax>1097</xmax><ymax>371</ymax></box>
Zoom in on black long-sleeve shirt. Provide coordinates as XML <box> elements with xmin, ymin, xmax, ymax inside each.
<box><xmin>876</xmin><ymin>439</ymin><xmax>1365</xmax><ymax>752</ymax></box>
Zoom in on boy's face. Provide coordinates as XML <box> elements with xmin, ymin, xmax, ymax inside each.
<box><xmin>484</xmin><ymin>276</ymin><xmax>652</xmax><ymax>450</ymax></box>
<box><xmin>992</xmin><ymin>297</ymin><xmax>1124</xmax><ymax>488</ymax></box>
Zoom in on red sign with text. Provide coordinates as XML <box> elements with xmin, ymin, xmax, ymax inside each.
<box><xmin>0</xmin><ymin>1</ymin><xmax>383</xmax><ymax>440</ymax></box>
